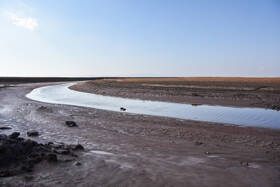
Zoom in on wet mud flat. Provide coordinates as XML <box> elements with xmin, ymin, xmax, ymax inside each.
<box><xmin>70</xmin><ymin>77</ymin><xmax>280</xmax><ymax>110</ymax></box>
<box><xmin>0</xmin><ymin>79</ymin><xmax>280</xmax><ymax>186</ymax></box>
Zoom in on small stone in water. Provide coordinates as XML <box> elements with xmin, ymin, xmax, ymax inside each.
<box><xmin>120</xmin><ymin>107</ymin><xmax>126</xmax><ymax>111</ymax></box>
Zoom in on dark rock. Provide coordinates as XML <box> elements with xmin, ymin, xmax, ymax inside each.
<box><xmin>10</xmin><ymin>143</ymin><xmax>24</xmax><ymax>155</ymax></box>
<box><xmin>0</xmin><ymin>147</ymin><xmax>14</xmax><ymax>163</ymax></box>
<box><xmin>27</xmin><ymin>131</ymin><xmax>39</xmax><ymax>137</ymax></box>
<box><xmin>31</xmin><ymin>146</ymin><xmax>43</xmax><ymax>152</ymax></box>
<box><xmin>65</xmin><ymin>121</ymin><xmax>77</xmax><ymax>127</ymax></box>
<box><xmin>74</xmin><ymin>144</ymin><xmax>84</xmax><ymax>150</ymax></box>
<box><xmin>24</xmin><ymin>139</ymin><xmax>38</xmax><ymax>151</ymax></box>
<box><xmin>0</xmin><ymin>134</ymin><xmax>8</xmax><ymax>139</ymax></box>
<box><xmin>195</xmin><ymin>142</ymin><xmax>203</xmax><ymax>145</ymax></box>
<box><xmin>0</xmin><ymin>143</ymin><xmax>7</xmax><ymax>152</ymax></box>
<box><xmin>0</xmin><ymin>170</ymin><xmax>12</xmax><ymax>177</ymax></box>
<box><xmin>30</xmin><ymin>152</ymin><xmax>41</xmax><ymax>158</ymax></box>
<box><xmin>75</xmin><ymin>161</ymin><xmax>81</xmax><ymax>166</ymax></box>
<box><xmin>120</xmin><ymin>107</ymin><xmax>126</xmax><ymax>111</ymax></box>
<box><xmin>17</xmin><ymin>137</ymin><xmax>24</xmax><ymax>141</ymax></box>
<box><xmin>46</xmin><ymin>153</ymin><xmax>57</xmax><ymax>162</ymax></box>
<box><xmin>51</xmin><ymin>144</ymin><xmax>64</xmax><ymax>149</ymax></box>
<box><xmin>48</xmin><ymin>142</ymin><xmax>54</xmax><ymax>145</ymax></box>
<box><xmin>30</xmin><ymin>157</ymin><xmax>43</xmax><ymax>163</ymax></box>
<box><xmin>9</xmin><ymin>132</ymin><xmax>20</xmax><ymax>139</ymax></box>
<box><xmin>40</xmin><ymin>152</ymin><xmax>46</xmax><ymax>158</ymax></box>
<box><xmin>21</xmin><ymin>166</ymin><xmax>33</xmax><ymax>172</ymax></box>
<box><xmin>59</xmin><ymin>150</ymin><xmax>71</xmax><ymax>155</ymax></box>
<box><xmin>0</xmin><ymin>132</ymin><xmax>79</xmax><ymax>177</ymax></box>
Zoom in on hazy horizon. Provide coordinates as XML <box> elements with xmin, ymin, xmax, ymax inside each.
<box><xmin>0</xmin><ymin>0</ymin><xmax>279</xmax><ymax>77</ymax></box>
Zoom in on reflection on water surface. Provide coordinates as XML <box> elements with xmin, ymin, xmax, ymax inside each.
<box><xmin>26</xmin><ymin>83</ymin><xmax>280</xmax><ymax>129</ymax></box>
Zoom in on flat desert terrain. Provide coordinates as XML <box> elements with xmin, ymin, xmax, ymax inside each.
<box><xmin>0</xmin><ymin>77</ymin><xmax>280</xmax><ymax>186</ymax></box>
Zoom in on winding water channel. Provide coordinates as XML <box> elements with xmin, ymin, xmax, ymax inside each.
<box><xmin>26</xmin><ymin>83</ymin><xmax>280</xmax><ymax>129</ymax></box>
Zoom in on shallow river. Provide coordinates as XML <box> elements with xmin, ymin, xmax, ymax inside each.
<box><xmin>26</xmin><ymin>83</ymin><xmax>280</xmax><ymax>129</ymax></box>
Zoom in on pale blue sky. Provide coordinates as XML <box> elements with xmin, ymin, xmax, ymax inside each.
<box><xmin>0</xmin><ymin>0</ymin><xmax>279</xmax><ymax>77</ymax></box>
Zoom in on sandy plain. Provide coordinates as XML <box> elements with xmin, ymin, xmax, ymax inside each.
<box><xmin>0</xmin><ymin>77</ymin><xmax>280</xmax><ymax>186</ymax></box>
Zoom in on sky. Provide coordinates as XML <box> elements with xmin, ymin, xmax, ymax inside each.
<box><xmin>0</xmin><ymin>0</ymin><xmax>279</xmax><ymax>77</ymax></box>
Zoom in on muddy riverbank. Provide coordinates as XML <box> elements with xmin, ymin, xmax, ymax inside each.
<box><xmin>70</xmin><ymin>77</ymin><xmax>280</xmax><ymax>110</ymax></box>
<box><xmin>0</xmin><ymin>79</ymin><xmax>280</xmax><ymax>186</ymax></box>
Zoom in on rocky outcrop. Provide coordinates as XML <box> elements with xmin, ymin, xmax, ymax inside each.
<box><xmin>0</xmin><ymin>132</ymin><xmax>84</xmax><ymax>177</ymax></box>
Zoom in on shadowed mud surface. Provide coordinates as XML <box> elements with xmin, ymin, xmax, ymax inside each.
<box><xmin>0</xmin><ymin>80</ymin><xmax>280</xmax><ymax>186</ymax></box>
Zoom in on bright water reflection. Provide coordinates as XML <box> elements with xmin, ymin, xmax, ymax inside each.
<box><xmin>26</xmin><ymin>83</ymin><xmax>280</xmax><ymax>129</ymax></box>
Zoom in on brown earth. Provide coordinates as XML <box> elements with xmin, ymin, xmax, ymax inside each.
<box><xmin>0</xmin><ymin>78</ymin><xmax>279</xmax><ymax>186</ymax></box>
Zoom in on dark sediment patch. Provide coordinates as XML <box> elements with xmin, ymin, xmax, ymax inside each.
<box><xmin>0</xmin><ymin>127</ymin><xmax>12</xmax><ymax>130</ymax></box>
